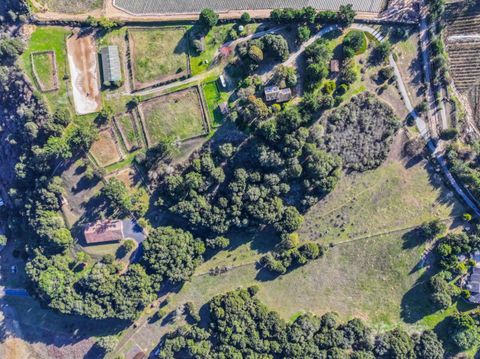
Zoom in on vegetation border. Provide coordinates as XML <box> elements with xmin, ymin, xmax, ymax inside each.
<box><xmin>137</xmin><ymin>86</ymin><xmax>209</xmax><ymax>147</ymax></box>
<box><xmin>127</xmin><ymin>26</ymin><xmax>191</xmax><ymax>92</ymax></box>
<box><xmin>30</xmin><ymin>50</ymin><xmax>60</xmax><ymax>93</ymax></box>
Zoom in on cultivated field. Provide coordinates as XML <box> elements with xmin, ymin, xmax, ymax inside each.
<box><xmin>129</xmin><ymin>28</ymin><xmax>189</xmax><ymax>89</ymax></box>
<box><xmin>445</xmin><ymin>1</ymin><xmax>480</xmax><ymax>37</ymax></box>
<box><xmin>139</xmin><ymin>88</ymin><xmax>206</xmax><ymax>144</ymax></box>
<box><xmin>31</xmin><ymin>51</ymin><xmax>59</xmax><ymax>92</ymax></box>
<box><xmin>67</xmin><ymin>32</ymin><xmax>101</xmax><ymax>115</ymax></box>
<box><xmin>115</xmin><ymin>112</ymin><xmax>141</xmax><ymax>151</ymax></box>
<box><xmin>90</xmin><ymin>128</ymin><xmax>123</xmax><ymax>167</ymax></box>
<box><xmin>35</xmin><ymin>0</ymin><xmax>103</xmax><ymax>14</ymax></box>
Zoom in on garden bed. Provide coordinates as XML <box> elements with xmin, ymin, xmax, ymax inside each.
<box><xmin>30</xmin><ymin>50</ymin><xmax>59</xmax><ymax>92</ymax></box>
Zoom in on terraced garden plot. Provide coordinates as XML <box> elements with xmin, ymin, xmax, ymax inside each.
<box><xmin>445</xmin><ymin>1</ymin><xmax>480</xmax><ymax>37</ymax></box>
<box><xmin>446</xmin><ymin>42</ymin><xmax>480</xmax><ymax>92</ymax></box>
<box><xmin>90</xmin><ymin>128</ymin><xmax>123</xmax><ymax>167</ymax></box>
<box><xmin>139</xmin><ymin>88</ymin><xmax>206</xmax><ymax>145</ymax></box>
<box><xmin>128</xmin><ymin>28</ymin><xmax>189</xmax><ymax>89</ymax></box>
<box><xmin>31</xmin><ymin>51</ymin><xmax>59</xmax><ymax>92</ymax></box>
<box><xmin>115</xmin><ymin>113</ymin><xmax>140</xmax><ymax>151</ymax></box>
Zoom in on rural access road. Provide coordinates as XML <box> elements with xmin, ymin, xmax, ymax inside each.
<box><xmin>355</xmin><ymin>23</ymin><xmax>480</xmax><ymax>217</ymax></box>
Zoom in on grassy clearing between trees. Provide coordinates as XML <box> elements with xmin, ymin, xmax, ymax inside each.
<box><xmin>21</xmin><ymin>26</ymin><xmax>71</xmax><ymax>113</ymax></box>
<box><xmin>139</xmin><ymin>88</ymin><xmax>205</xmax><ymax>144</ymax></box>
<box><xmin>129</xmin><ymin>28</ymin><xmax>188</xmax><ymax>87</ymax></box>
<box><xmin>165</xmin><ymin>153</ymin><xmax>464</xmax><ymax>330</ymax></box>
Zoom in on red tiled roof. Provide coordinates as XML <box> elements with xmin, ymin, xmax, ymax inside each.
<box><xmin>84</xmin><ymin>220</ymin><xmax>124</xmax><ymax>244</ymax></box>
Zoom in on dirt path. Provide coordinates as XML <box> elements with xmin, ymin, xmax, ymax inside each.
<box><xmin>67</xmin><ymin>32</ymin><xmax>101</xmax><ymax>115</ymax></box>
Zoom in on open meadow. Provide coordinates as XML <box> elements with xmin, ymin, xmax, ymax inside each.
<box><xmin>129</xmin><ymin>27</ymin><xmax>189</xmax><ymax>89</ymax></box>
<box><xmin>21</xmin><ymin>26</ymin><xmax>71</xmax><ymax>113</ymax></box>
<box><xmin>139</xmin><ymin>88</ymin><xmax>206</xmax><ymax>144</ymax></box>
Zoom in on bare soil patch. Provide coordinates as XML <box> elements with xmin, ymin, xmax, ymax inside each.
<box><xmin>90</xmin><ymin>128</ymin><xmax>123</xmax><ymax>167</ymax></box>
<box><xmin>67</xmin><ymin>32</ymin><xmax>101</xmax><ymax>115</ymax></box>
<box><xmin>106</xmin><ymin>166</ymin><xmax>143</xmax><ymax>191</ymax></box>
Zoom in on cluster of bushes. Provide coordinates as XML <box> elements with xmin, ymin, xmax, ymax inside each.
<box><xmin>342</xmin><ymin>30</ymin><xmax>367</xmax><ymax>58</ymax></box>
<box><xmin>261</xmin><ymin>233</ymin><xmax>326</xmax><ymax>274</ymax></box>
<box><xmin>237</xmin><ymin>33</ymin><xmax>290</xmax><ymax>72</ymax></box>
<box><xmin>446</xmin><ymin>143</ymin><xmax>480</xmax><ymax>201</ymax></box>
<box><xmin>158</xmin><ymin>287</ymin><xmax>445</xmax><ymax>358</ymax></box>
<box><xmin>314</xmin><ymin>92</ymin><xmax>400</xmax><ymax>171</ymax></box>
<box><xmin>270</xmin><ymin>5</ymin><xmax>356</xmax><ymax>27</ymax></box>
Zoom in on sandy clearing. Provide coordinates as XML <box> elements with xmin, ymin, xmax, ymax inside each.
<box><xmin>67</xmin><ymin>32</ymin><xmax>101</xmax><ymax>115</ymax></box>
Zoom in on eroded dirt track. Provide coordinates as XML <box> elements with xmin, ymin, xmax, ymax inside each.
<box><xmin>67</xmin><ymin>32</ymin><xmax>101</xmax><ymax>115</ymax></box>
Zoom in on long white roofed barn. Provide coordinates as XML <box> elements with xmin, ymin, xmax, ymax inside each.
<box><xmin>113</xmin><ymin>0</ymin><xmax>388</xmax><ymax>15</ymax></box>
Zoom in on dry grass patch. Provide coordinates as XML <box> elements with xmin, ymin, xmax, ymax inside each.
<box><xmin>139</xmin><ymin>88</ymin><xmax>206</xmax><ymax>145</ymax></box>
<box><xmin>129</xmin><ymin>27</ymin><xmax>189</xmax><ymax>89</ymax></box>
<box><xmin>90</xmin><ymin>128</ymin><xmax>123</xmax><ymax>167</ymax></box>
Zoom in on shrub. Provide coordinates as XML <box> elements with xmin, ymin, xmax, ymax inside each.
<box><xmin>240</xmin><ymin>12</ymin><xmax>251</xmax><ymax>24</ymax></box>
<box><xmin>199</xmin><ymin>8</ymin><xmax>218</xmax><ymax>29</ymax></box>
<box><xmin>342</xmin><ymin>30</ymin><xmax>366</xmax><ymax>58</ymax></box>
<box><xmin>440</xmin><ymin>127</ymin><xmax>458</xmax><ymax>140</ymax></box>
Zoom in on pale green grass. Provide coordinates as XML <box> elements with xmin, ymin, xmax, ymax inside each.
<box><xmin>299</xmin><ymin>159</ymin><xmax>464</xmax><ymax>245</ymax></box>
<box><xmin>20</xmin><ymin>26</ymin><xmax>71</xmax><ymax>113</ymax></box>
<box><xmin>130</xmin><ymin>28</ymin><xmax>188</xmax><ymax>84</ymax></box>
<box><xmin>32</xmin><ymin>52</ymin><xmax>55</xmax><ymax>89</ymax></box>
<box><xmin>140</xmin><ymin>88</ymin><xmax>205</xmax><ymax>143</ymax></box>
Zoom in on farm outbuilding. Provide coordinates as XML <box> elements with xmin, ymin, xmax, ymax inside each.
<box><xmin>84</xmin><ymin>220</ymin><xmax>124</xmax><ymax>244</ymax></box>
<box><xmin>100</xmin><ymin>46</ymin><xmax>122</xmax><ymax>84</ymax></box>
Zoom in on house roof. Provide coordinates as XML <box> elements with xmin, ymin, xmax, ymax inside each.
<box><xmin>84</xmin><ymin>220</ymin><xmax>124</xmax><ymax>244</ymax></box>
<box><xmin>100</xmin><ymin>46</ymin><xmax>122</xmax><ymax>83</ymax></box>
<box><xmin>277</xmin><ymin>88</ymin><xmax>292</xmax><ymax>102</ymax></box>
<box><xmin>330</xmin><ymin>59</ymin><xmax>340</xmax><ymax>72</ymax></box>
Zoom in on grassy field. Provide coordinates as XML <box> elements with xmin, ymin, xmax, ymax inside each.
<box><xmin>161</xmin><ymin>149</ymin><xmax>465</xmax><ymax>332</ymax></box>
<box><xmin>116</xmin><ymin>113</ymin><xmax>139</xmax><ymax>150</ymax></box>
<box><xmin>140</xmin><ymin>88</ymin><xmax>205</xmax><ymax>144</ymax></box>
<box><xmin>35</xmin><ymin>0</ymin><xmax>103</xmax><ymax>13</ymax></box>
<box><xmin>130</xmin><ymin>28</ymin><xmax>188</xmax><ymax>85</ymax></box>
<box><xmin>31</xmin><ymin>51</ymin><xmax>56</xmax><ymax>90</ymax></box>
<box><xmin>21</xmin><ymin>26</ymin><xmax>71</xmax><ymax>113</ymax></box>
<box><xmin>203</xmin><ymin>81</ymin><xmax>230</xmax><ymax>127</ymax></box>
<box><xmin>90</xmin><ymin>129</ymin><xmax>122</xmax><ymax>167</ymax></box>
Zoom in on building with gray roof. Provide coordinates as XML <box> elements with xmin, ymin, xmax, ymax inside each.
<box><xmin>100</xmin><ymin>46</ymin><xmax>122</xmax><ymax>84</ymax></box>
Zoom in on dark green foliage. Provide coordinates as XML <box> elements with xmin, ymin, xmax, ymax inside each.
<box><xmin>304</xmin><ymin>38</ymin><xmax>332</xmax><ymax>89</ymax></box>
<box><xmin>141</xmin><ymin>226</ymin><xmax>205</xmax><ymax>285</ymax></box>
<box><xmin>414</xmin><ymin>330</ymin><xmax>445</xmax><ymax>359</ymax></box>
<box><xmin>420</xmin><ymin>219</ymin><xmax>447</xmax><ymax>240</ymax></box>
<box><xmin>158</xmin><ymin>289</ymin><xmax>441</xmax><ymax>358</ymax></box>
<box><xmin>372</xmin><ymin>41</ymin><xmax>392</xmax><ymax>64</ymax></box>
<box><xmin>446</xmin><ymin>143</ymin><xmax>480</xmax><ymax>201</ymax></box>
<box><xmin>314</xmin><ymin>93</ymin><xmax>399</xmax><ymax>171</ymax></box>
<box><xmin>440</xmin><ymin>128</ymin><xmax>458</xmax><ymax>140</ymax></box>
<box><xmin>206</xmin><ymin>236</ymin><xmax>230</xmax><ymax>249</ymax></box>
<box><xmin>297</xmin><ymin>25</ymin><xmax>311</xmax><ymax>43</ymax></box>
<box><xmin>240</xmin><ymin>12</ymin><xmax>251</xmax><ymax>24</ymax></box>
<box><xmin>343</xmin><ymin>30</ymin><xmax>366</xmax><ymax>58</ymax></box>
<box><xmin>337</xmin><ymin>4</ymin><xmax>356</xmax><ymax>26</ymax></box>
<box><xmin>199</xmin><ymin>8</ymin><xmax>219</xmax><ymax>29</ymax></box>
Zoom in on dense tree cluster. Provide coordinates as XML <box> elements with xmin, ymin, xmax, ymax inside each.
<box><xmin>313</xmin><ymin>93</ymin><xmax>400</xmax><ymax>171</ymax></box>
<box><xmin>141</xmin><ymin>226</ymin><xmax>205</xmax><ymax>287</ymax></box>
<box><xmin>238</xmin><ymin>34</ymin><xmax>290</xmax><ymax>72</ymax></box>
<box><xmin>446</xmin><ymin>143</ymin><xmax>480</xmax><ymax>201</ymax></box>
<box><xmin>158</xmin><ymin>288</ymin><xmax>444</xmax><ymax>358</ymax></box>
<box><xmin>270</xmin><ymin>5</ymin><xmax>356</xmax><ymax>27</ymax></box>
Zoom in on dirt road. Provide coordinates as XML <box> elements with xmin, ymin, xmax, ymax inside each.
<box><xmin>67</xmin><ymin>32</ymin><xmax>101</xmax><ymax>115</ymax></box>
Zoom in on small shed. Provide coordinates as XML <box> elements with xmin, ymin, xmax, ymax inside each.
<box><xmin>330</xmin><ymin>59</ymin><xmax>340</xmax><ymax>73</ymax></box>
<box><xmin>277</xmin><ymin>88</ymin><xmax>292</xmax><ymax>103</ymax></box>
<box><xmin>264</xmin><ymin>86</ymin><xmax>279</xmax><ymax>102</ymax></box>
<box><xmin>219</xmin><ymin>75</ymin><xmax>227</xmax><ymax>88</ymax></box>
<box><xmin>219</xmin><ymin>102</ymin><xmax>229</xmax><ymax>115</ymax></box>
<box><xmin>100</xmin><ymin>46</ymin><xmax>122</xmax><ymax>84</ymax></box>
<box><xmin>84</xmin><ymin>220</ymin><xmax>124</xmax><ymax>244</ymax></box>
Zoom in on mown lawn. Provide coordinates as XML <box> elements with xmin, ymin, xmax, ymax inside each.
<box><xmin>31</xmin><ymin>52</ymin><xmax>55</xmax><ymax>89</ymax></box>
<box><xmin>130</xmin><ymin>28</ymin><xmax>188</xmax><ymax>85</ymax></box>
<box><xmin>203</xmin><ymin>81</ymin><xmax>230</xmax><ymax>127</ymax></box>
<box><xmin>140</xmin><ymin>88</ymin><xmax>205</xmax><ymax>144</ymax></box>
<box><xmin>20</xmin><ymin>26</ymin><xmax>71</xmax><ymax>113</ymax></box>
